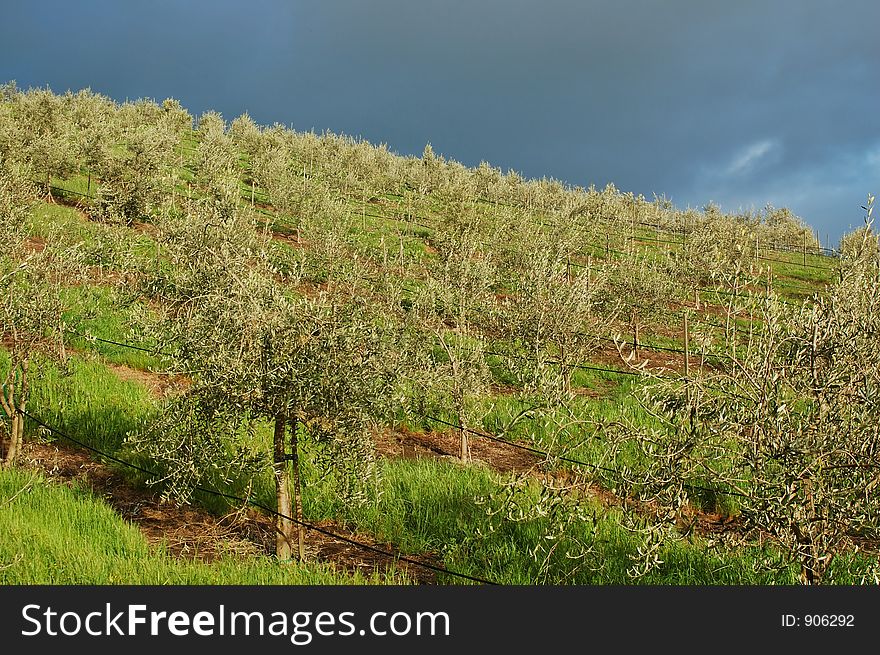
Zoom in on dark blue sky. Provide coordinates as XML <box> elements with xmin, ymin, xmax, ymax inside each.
<box><xmin>2</xmin><ymin>0</ymin><xmax>878</xmax><ymax>244</ymax></box>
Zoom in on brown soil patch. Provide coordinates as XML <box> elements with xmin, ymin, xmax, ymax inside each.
<box><xmin>105</xmin><ymin>362</ymin><xmax>187</xmax><ymax>398</ymax></box>
<box><xmin>79</xmin><ymin>266</ymin><xmax>133</xmax><ymax>289</ymax></box>
<box><xmin>21</xmin><ymin>440</ymin><xmax>438</xmax><ymax>583</ymax></box>
<box><xmin>53</xmin><ymin>191</ymin><xmax>91</xmax><ymax>214</ymax></box>
<box><xmin>131</xmin><ymin>221</ymin><xmax>159</xmax><ymax>237</ymax></box>
<box><xmin>589</xmin><ymin>341</ymin><xmax>694</xmax><ymax>376</ymax></box>
<box><xmin>489</xmin><ymin>382</ymin><xmax>520</xmax><ymax>396</ymax></box>
<box><xmin>24</xmin><ymin>236</ymin><xmax>47</xmax><ymax>253</ymax></box>
<box><xmin>373</xmin><ymin>425</ymin><xmax>541</xmax><ymax>475</ymax></box>
<box><xmin>271</xmin><ymin>229</ymin><xmax>308</xmax><ymax>249</ymax></box>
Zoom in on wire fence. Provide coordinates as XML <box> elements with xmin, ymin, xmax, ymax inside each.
<box><xmin>16</xmin><ymin>407</ymin><xmax>498</xmax><ymax>586</ymax></box>
<box><xmin>423</xmin><ymin>414</ymin><xmax>750</xmax><ymax>501</ymax></box>
<box><xmin>59</xmin><ymin>328</ymin><xmax>759</xmax><ymax>507</ymax></box>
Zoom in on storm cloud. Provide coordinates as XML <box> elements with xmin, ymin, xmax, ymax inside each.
<box><xmin>2</xmin><ymin>0</ymin><xmax>877</xmax><ymax>242</ymax></box>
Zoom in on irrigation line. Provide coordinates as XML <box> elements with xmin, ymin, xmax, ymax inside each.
<box><xmin>756</xmin><ymin>255</ymin><xmax>833</xmax><ymax>271</ymax></box>
<box><xmin>495</xmin><ymin>327</ymin><xmax>730</xmax><ymax>363</ymax></box>
<box><xmin>57</xmin><ymin>316</ymin><xmax>756</xmax><ymax>507</ymax></box>
<box><xmin>636</xmin><ymin>301</ymin><xmax>759</xmax><ymax>339</ymax></box>
<box><xmin>423</xmin><ymin>415</ymin><xmax>749</xmax><ymax>500</ymax></box>
<box><xmin>425</xmin><ymin>414</ymin><xmax>614</xmax><ymax>472</ymax></box>
<box><xmin>340</xmin><ymin>198</ymin><xmax>829</xmax><ymax>297</ymax></box>
<box><xmin>595</xmin><ymin>215</ymin><xmax>839</xmax><ymax>260</ymax></box>
<box><xmin>17</xmin><ymin>408</ymin><xmax>498</xmax><ymax>586</ymax></box>
<box><xmin>480</xmin><ymin>348</ymin><xmax>663</xmax><ymax>379</ymax></box>
<box><xmin>71</xmin><ymin>330</ymin><xmax>762</xmax><ymax>509</ymax></box>
<box><xmin>530</xmin><ymin>211</ymin><xmax>836</xmax><ymax>274</ymax></box>
<box><xmin>457</xmin><ymin>300</ymin><xmax>732</xmax><ymax>364</ymax></box>
<box><xmin>65</xmin><ymin>328</ymin><xmax>173</xmax><ymax>357</ymax></box>
<box><xmin>68</xmin><ymin>313</ymin><xmax>653</xmax><ymax>383</ymax></box>
<box><xmin>179</xmin><ymin>190</ymin><xmax>829</xmax><ymax>302</ymax></box>
<box><xmin>678</xmin><ymin>283</ymin><xmax>809</xmax><ymax>307</ymax></box>
<box><xmin>522</xmin><ymin>237</ymin><xmax>821</xmax><ymax>297</ymax></box>
<box><xmin>59</xmin><ymin>284</ymin><xmax>718</xmax><ymax>384</ymax></box>
<box><xmin>44</xmin><ymin>184</ymin><xmax>93</xmax><ymax>199</ymax></box>
<box><xmin>54</xmin><ymin>256</ymin><xmax>717</xmax><ymax>379</ymax></box>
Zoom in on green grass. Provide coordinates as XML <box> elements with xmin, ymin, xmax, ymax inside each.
<box><xmin>48</xmin><ymin>172</ymin><xmax>94</xmax><ymax>200</ymax></box>
<box><xmin>14</xmin><ymin>349</ymin><xmax>789</xmax><ymax>585</ymax></box>
<box><xmin>24</xmin><ymin>354</ymin><xmax>158</xmax><ymax>456</ymax></box>
<box><xmin>28</xmin><ymin>199</ymin><xmax>160</xmax><ymax>266</ymax></box>
<box><xmin>301</xmin><ymin>457</ymin><xmax>812</xmax><ymax>585</ymax></box>
<box><xmin>0</xmin><ymin>468</ymin><xmax>392</xmax><ymax>585</ymax></box>
<box><xmin>61</xmin><ymin>284</ymin><xmax>163</xmax><ymax>370</ymax></box>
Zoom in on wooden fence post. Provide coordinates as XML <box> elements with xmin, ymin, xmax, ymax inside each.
<box><xmin>632</xmin><ymin>310</ymin><xmax>639</xmax><ymax>359</ymax></box>
<box><xmin>683</xmin><ymin>312</ymin><xmax>690</xmax><ymax>379</ymax></box>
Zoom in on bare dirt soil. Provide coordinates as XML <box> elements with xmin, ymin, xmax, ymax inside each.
<box><xmin>21</xmin><ymin>440</ymin><xmax>440</xmax><ymax>583</ymax></box>
<box><xmin>373</xmin><ymin>424</ymin><xmax>541</xmax><ymax>474</ymax></box>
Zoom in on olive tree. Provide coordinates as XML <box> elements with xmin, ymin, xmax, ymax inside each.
<box><xmin>502</xmin><ymin>235</ymin><xmax>615</xmax><ymax>398</ymax></box>
<box><xmin>5</xmin><ymin>88</ymin><xmax>77</xmax><ymax>200</ymax></box>
<box><xmin>192</xmin><ymin>112</ymin><xmax>241</xmax><ymax>217</ymax></box>
<box><xmin>417</xmin><ymin>197</ymin><xmax>496</xmax><ymax>462</ymax></box>
<box><xmin>68</xmin><ymin>89</ymin><xmax>116</xmax><ymax>194</ymax></box>
<box><xmin>604</xmin><ymin>197</ymin><xmax>880</xmax><ymax>584</ymax></box>
<box><xmin>0</xmin><ymin>168</ymin><xmax>70</xmax><ymax>467</ymax></box>
<box><xmin>131</xmin><ymin>207</ymin><xmax>399</xmax><ymax>560</ymax></box>
<box><xmin>93</xmin><ymin>102</ymin><xmax>179</xmax><ymax>225</ymax></box>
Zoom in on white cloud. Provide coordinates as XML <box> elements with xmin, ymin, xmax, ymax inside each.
<box><xmin>725</xmin><ymin>139</ymin><xmax>780</xmax><ymax>176</ymax></box>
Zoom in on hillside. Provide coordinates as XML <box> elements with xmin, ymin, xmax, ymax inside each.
<box><xmin>2</xmin><ymin>85</ymin><xmax>879</xmax><ymax>585</ymax></box>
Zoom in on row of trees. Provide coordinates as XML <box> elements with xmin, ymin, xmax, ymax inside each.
<box><xmin>604</xmin><ymin>197</ymin><xmax>880</xmax><ymax>584</ymax></box>
<box><xmin>0</xmin><ymin>84</ymin><xmax>821</xmax><ymax>308</ymax></box>
<box><xmin>0</xmin><ymin>83</ymin><xmax>821</xmax><ymax>254</ymax></box>
<box><xmin>3</xmin><ymin>85</ymin><xmax>874</xmax><ymax>583</ymax></box>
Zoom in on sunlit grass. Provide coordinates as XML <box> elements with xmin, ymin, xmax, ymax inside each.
<box><xmin>0</xmin><ymin>468</ymin><xmax>392</xmax><ymax>585</ymax></box>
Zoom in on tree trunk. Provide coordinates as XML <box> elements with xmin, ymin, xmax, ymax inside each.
<box><xmin>632</xmin><ymin>312</ymin><xmax>640</xmax><ymax>359</ymax></box>
<box><xmin>5</xmin><ymin>412</ymin><xmax>22</xmax><ymax>468</ymax></box>
<box><xmin>290</xmin><ymin>417</ymin><xmax>306</xmax><ymax>561</ymax></box>
<box><xmin>273</xmin><ymin>413</ymin><xmax>294</xmax><ymax>560</ymax></box>
<box><xmin>1</xmin><ymin>360</ymin><xmax>27</xmax><ymax>468</ymax></box>
<box><xmin>457</xmin><ymin>399</ymin><xmax>469</xmax><ymax>462</ymax></box>
<box><xmin>801</xmin><ymin>561</ymin><xmax>818</xmax><ymax>585</ymax></box>
<box><xmin>559</xmin><ymin>343</ymin><xmax>571</xmax><ymax>396</ymax></box>
<box><xmin>0</xmin><ymin>373</ymin><xmax>12</xmax><ymax>467</ymax></box>
<box><xmin>0</xmin><ymin>412</ymin><xmax>17</xmax><ymax>469</ymax></box>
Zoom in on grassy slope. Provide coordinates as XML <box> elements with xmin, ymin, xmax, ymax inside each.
<box><xmin>4</xmin><ymin>132</ymin><xmax>859</xmax><ymax>585</ymax></box>
<box><xmin>0</xmin><ymin>468</ymin><xmax>377</xmax><ymax>585</ymax></box>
